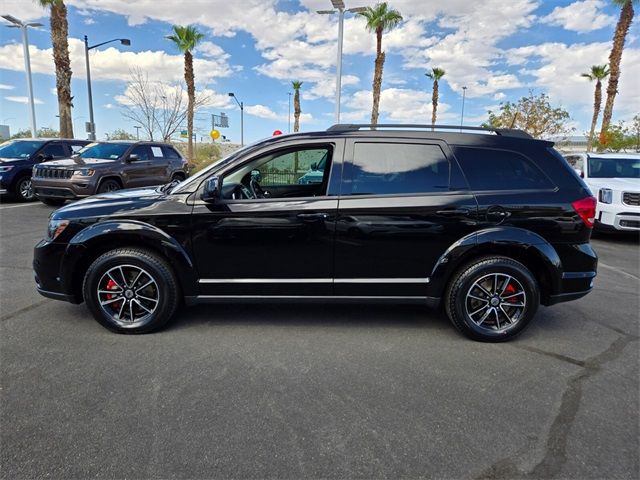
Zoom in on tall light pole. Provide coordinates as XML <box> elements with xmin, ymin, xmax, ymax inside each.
<box><xmin>460</xmin><ymin>86</ymin><xmax>468</xmax><ymax>128</ymax></box>
<box><xmin>288</xmin><ymin>92</ymin><xmax>292</xmax><ymax>133</ymax></box>
<box><xmin>84</xmin><ymin>36</ymin><xmax>131</xmax><ymax>140</ymax></box>
<box><xmin>228</xmin><ymin>92</ymin><xmax>244</xmax><ymax>147</ymax></box>
<box><xmin>2</xmin><ymin>15</ymin><xmax>42</xmax><ymax>138</ymax></box>
<box><xmin>317</xmin><ymin>1</ymin><xmax>367</xmax><ymax>124</ymax></box>
<box><xmin>134</xmin><ymin>125</ymin><xmax>141</xmax><ymax>140</ymax></box>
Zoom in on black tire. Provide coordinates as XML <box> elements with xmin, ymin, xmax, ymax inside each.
<box><xmin>171</xmin><ymin>173</ymin><xmax>186</xmax><ymax>182</ymax></box>
<box><xmin>97</xmin><ymin>178</ymin><xmax>121</xmax><ymax>194</ymax></box>
<box><xmin>14</xmin><ymin>175</ymin><xmax>35</xmax><ymax>202</ymax></box>
<box><xmin>82</xmin><ymin>248</ymin><xmax>179</xmax><ymax>334</ymax></box>
<box><xmin>40</xmin><ymin>197</ymin><xmax>66</xmax><ymax>207</ymax></box>
<box><xmin>445</xmin><ymin>256</ymin><xmax>540</xmax><ymax>342</ymax></box>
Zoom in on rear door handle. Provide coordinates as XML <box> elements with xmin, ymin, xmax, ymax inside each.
<box><xmin>436</xmin><ymin>208</ymin><xmax>470</xmax><ymax>216</ymax></box>
<box><xmin>297</xmin><ymin>212</ymin><xmax>329</xmax><ymax>221</ymax></box>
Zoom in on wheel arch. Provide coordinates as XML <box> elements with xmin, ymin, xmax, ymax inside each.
<box><xmin>429</xmin><ymin>227</ymin><xmax>563</xmax><ymax>305</ymax></box>
<box><xmin>61</xmin><ymin>220</ymin><xmax>198</xmax><ymax>302</ymax></box>
<box><xmin>97</xmin><ymin>175</ymin><xmax>124</xmax><ymax>190</ymax></box>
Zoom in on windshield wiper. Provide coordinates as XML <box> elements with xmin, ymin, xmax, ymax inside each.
<box><xmin>158</xmin><ymin>179</ymin><xmax>180</xmax><ymax>193</ymax></box>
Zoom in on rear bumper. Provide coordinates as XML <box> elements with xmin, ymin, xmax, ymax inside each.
<box><xmin>546</xmin><ymin>270</ymin><xmax>596</xmax><ymax>305</ymax></box>
<box><xmin>36</xmin><ymin>286</ymin><xmax>76</xmax><ymax>303</ymax></box>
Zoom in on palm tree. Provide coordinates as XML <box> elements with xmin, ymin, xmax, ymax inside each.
<box><xmin>37</xmin><ymin>0</ymin><xmax>73</xmax><ymax>138</ymax></box>
<box><xmin>425</xmin><ymin>67</ymin><xmax>446</xmax><ymax>125</ymax></box>
<box><xmin>599</xmin><ymin>0</ymin><xmax>636</xmax><ymax>144</ymax></box>
<box><xmin>359</xmin><ymin>2</ymin><xmax>403</xmax><ymax>126</ymax></box>
<box><xmin>166</xmin><ymin>25</ymin><xmax>204</xmax><ymax>162</ymax></box>
<box><xmin>292</xmin><ymin>81</ymin><xmax>303</xmax><ymax>132</ymax></box>
<box><xmin>581</xmin><ymin>65</ymin><xmax>610</xmax><ymax>152</ymax></box>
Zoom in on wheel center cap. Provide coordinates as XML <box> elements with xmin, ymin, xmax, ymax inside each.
<box><xmin>490</xmin><ymin>297</ymin><xmax>500</xmax><ymax>307</ymax></box>
<box><xmin>124</xmin><ymin>289</ymin><xmax>134</xmax><ymax>299</ymax></box>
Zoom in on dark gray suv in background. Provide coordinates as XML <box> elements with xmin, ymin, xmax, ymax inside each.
<box><xmin>32</xmin><ymin>141</ymin><xmax>188</xmax><ymax>206</ymax></box>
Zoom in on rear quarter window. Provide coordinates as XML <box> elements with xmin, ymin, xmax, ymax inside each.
<box><xmin>454</xmin><ymin>146</ymin><xmax>555</xmax><ymax>191</ymax></box>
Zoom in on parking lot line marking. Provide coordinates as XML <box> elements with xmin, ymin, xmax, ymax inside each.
<box><xmin>598</xmin><ymin>262</ymin><xmax>639</xmax><ymax>281</ymax></box>
<box><xmin>0</xmin><ymin>203</ymin><xmax>42</xmax><ymax>210</ymax></box>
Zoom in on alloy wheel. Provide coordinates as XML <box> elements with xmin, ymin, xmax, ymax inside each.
<box><xmin>18</xmin><ymin>178</ymin><xmax>34</xmax><ymax>200</ymax></box>
<box><xmin>465</xmin><ymin>273</ymin><xmax>526</xmax><ymax>333</ymax></box>
<box><xmin>97</xmin><ymin>264</ymin><xmax>160</xmax><ymax>327</ymax></box>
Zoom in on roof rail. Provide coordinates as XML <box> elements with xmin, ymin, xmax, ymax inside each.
<box><xmin>326</xmin><ymin>124</ymin><xmax>533</xmax><ymax>139</ymax></box>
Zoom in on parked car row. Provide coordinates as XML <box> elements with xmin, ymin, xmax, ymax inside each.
<box><xmin>0</xmin><ymin>139</ymin><xmax>188</xmax><ymax>205</ymax></box>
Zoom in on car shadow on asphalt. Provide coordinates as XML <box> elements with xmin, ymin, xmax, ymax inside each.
<box><xmin>170</xmin><ymin>302</ymin><xmax>452</xmax><ymax>333</ymax></box>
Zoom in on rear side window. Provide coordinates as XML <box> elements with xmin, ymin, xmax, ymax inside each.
<box><xmin>163</xmin><ymin>146</ymin><xmax>181</xmax><ymax>159</ymax></box>
<box><xmin>348</xmin><ymin>142</ymin><xmax>450</xmax><ymax>196</ymax></box>
<box><xmin>150</xmin><ymin>146</ymin><xmax>164</xmax><ymax>158</ymax></box>
<box><xmin>454</xmin><ymin>147</ymin><xmax>554</xmax><ymax>191</ymax></box>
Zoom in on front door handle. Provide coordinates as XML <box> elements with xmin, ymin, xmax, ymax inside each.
<box><xmin>486</xmin><ymin>206</ymin><xmax>511</xmax><ymax>222</ymax></box>
<box><xmin>297</xmin><ymin>212</ymin><xmax>329</xmax><ymax>221</ymax></box>
<box><xmin>436</xmin><ymin>208</ymin><xmax>470</xmax><ymax>216</ymax></box>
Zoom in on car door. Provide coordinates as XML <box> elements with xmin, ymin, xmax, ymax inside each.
<box><xmin>334</xmin><ymin>138</ymin><xmax>478</xmax><ymax>297</ymax></box>
<box><xmin>148</xmin><ymin>145</ymin><xmax>170</xmax><ymax>184</ymax></box>
<box><xmin>190</xmin><ymin>139</ymin><xmax>344</xmax><ymax>298</ymax></box>
<box><xmin>124</xmin><ymin>145</ymin><xmax>154</xmax><ymax>188</ymax></box>
<box><xmin>36</xmin><ymin>142</ymin><xmax>69</xmax><ymax>162</ymax></box>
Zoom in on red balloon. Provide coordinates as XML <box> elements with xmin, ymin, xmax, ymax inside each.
<box><xmin>272</xmin><ymin>129</ymin><xmax>283</xmax><ymax>136</ymax></box>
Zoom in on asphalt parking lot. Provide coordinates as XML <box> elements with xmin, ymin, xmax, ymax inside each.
<box><xmin>1</xmin><ymin>199</ymin><xmax>638</xmax><ymax>479</ymax></box>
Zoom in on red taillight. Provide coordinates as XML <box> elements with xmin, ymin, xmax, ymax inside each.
<box><xmin>572</xmin><ymin>196</ymin><xmax>597</xmax><ymax>228</ymax></box>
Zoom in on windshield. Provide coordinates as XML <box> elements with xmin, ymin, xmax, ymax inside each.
<box><xmin>588</xmin><ymin>157</ymin><xmax>640</xmax><ymax>178</ymax></box>
<box><xmin>0</xmin><ymin>140</ymin><xmax>45</xmax><ymax>159</ymax></box>
<box><xmin>171</xmin><ymin>142</ymin><xmax>259</xmax><ymax>193</ymax></box>
<box><xmin>77</xmin><ymin>142</ymin><xmax>132</xmax><ymax>160</ymax></box>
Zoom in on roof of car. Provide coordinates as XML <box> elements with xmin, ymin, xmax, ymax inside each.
<box><xmin>569</xmin><ymin>152</ymin><xmax>640</xmax><ymax>159</ymax></box>
<box><xmin>100</xmin><ymin>140</ymin><xmax>173</xmax><ymax>145</ymax></box>
<box><xmin>9</xmin><ymin>138</ymin><xmax>90</xmax><ymax>142</ymax></box>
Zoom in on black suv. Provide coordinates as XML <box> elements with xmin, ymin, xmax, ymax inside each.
<box><xmin>0</xmin><ymin>138</ymin><xmax>90</xmax><ymax>201</ymax></box>
<box><xmin>32</xmin><ymin>141</ymin><xmax>188</xmax><ymax>206</ymax></box>
<box><xmin>33</xmin><ymin>124</ymin><xmax>597</xmax><ymax>341</ymax></box>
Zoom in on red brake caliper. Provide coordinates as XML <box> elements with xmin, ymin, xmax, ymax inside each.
<box><xmin>504</xmin><ymin>283</ymin><xmax>517</xmax><ymax>303</ymax></box>
<box><xmin>105</xmin><ymin>279</ymin><xmax>120</xmax><ymax>311</ymax></box>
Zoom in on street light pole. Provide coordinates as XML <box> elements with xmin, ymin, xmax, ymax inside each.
<box><xmin>134</xmin><ymin>126</ymin><xmax>141</xmax><ymax>140</ymax></box>
<box><xmin>83</xmin><ymin>36</ymin><xmax>131</xmax><ymax>141</ymax></box>
<box><xmin>460</xmin><ymin>86</ymin><xmax>468</xmax><ymax>128</ymax></box>
<box><xmin>228</xmin><ymin>92</ymin><xmax>244</xmax><ymax>147</ymax></box>
<box><xmin>2</xmin><ymin>15</ymin><xmax>42</xmax><ymax>138</ymax></box>
<box><xmin>318</xmin><ymin>1</ymin><xmax>366</xmax><ymax>124</ymax></box>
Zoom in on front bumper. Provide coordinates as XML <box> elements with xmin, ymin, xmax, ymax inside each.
<box><xmin>596</xmin><ymin>203</ymin><xmax>640</xmax><ymax>231</ymax></box>
<box><xmin>32</xmin><ymin>176</ymin><xmax>96</xmax><ymax>199</ymax></box>
<box><xmin>33</xmin><ymin>239</ymin><xmax>81</xmax><ymax>304</ymax></box>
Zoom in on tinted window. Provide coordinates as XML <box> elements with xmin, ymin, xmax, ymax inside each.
<box><xmin>79</xmin><ymin>143</ymin><xmax>131</xmax><ymax>160</ymax></box>
<box><xmin>0</xmin><ymin>140</ymin><xmax>45</xmax><ymax>158</ymax></box>
<box><xmin>588</xmin><ymin>156</ymin><xmax>640</xmax><ymax>179</ymax></box>
<box><xmin>163</xmin><ymin>146</ymin><xmax>181</xmax><ymax>159</ymax></box>
<box><xmin>41</xmin><ymin>143</ymin><xmax>67</xmax><ymax>158</ymax></box>
<box><xmin>455</xmin><ymin>147</ymin><xmax>554</xmax><ymax>191</ymax></box>
<box><xmin>131</xmin><ymin>145</ymin><xmax>152</xmax><ymax>160</ymax></box>
<box><xmin>70</xmin><ymin>143</ymin><xmax>85</xmax><ymax>153</ymax></box>
<box><xmin>349</xmin><ymin>143</ymin><xmax>449</xmax><ymax>196</ymax></box>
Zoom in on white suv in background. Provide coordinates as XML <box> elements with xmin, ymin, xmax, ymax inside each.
<box><xmin>564</xmin><ymin>152</ymin><xmax>640</xmax><ymax>231</ymax></box>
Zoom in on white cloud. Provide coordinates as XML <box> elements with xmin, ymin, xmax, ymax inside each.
<box><xmin>541</xmin><ymin>0</ymin><xmax>616</xmax><ymax>33</ymax></box>
<box><xmin>0</xmin><ymin>38</ymin><xmax>235</xmax><ymax>85</ymax></box>
<box><xmin>244</xmin><ymin>104</ymin><xmax>313</xmax><ymax>124</ymax></box>
<box><xmin>5</xmin><ymin>96</ymin><xmax>44</xmax><ymax>105</ymax></box>
<box><xmin>0</xmin><ymin>1</ymin><xmax>48</xmax><ymax>22</ymax></box>
<box><xmin>84</xmin><ymin>18</ymin><xmax>96</xmax><ymax>25</ymax></box>
<box><xmin>0</xmin><ymin>84</ymin><xmax>14</xmax><ymax>90</ymax></box>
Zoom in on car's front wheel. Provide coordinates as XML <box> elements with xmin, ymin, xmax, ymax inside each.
<box><xmin>82</xmin><ymin>248</ymin><xmax>179</xmax><ymax>333</ymax></box>
<box><xmin>15</xmin><ymin>176</ymin><xmax>35</xmax><ymax>202</ymax></box>
<box><xmin>445</xmin><ymin>256</ymin><xmax>540</xmax><ymax>342</ymax></box>
<box><xmin>97</xmin><ymin>179</ymin><xmax>121</xmax><ymax>194</ymax></box>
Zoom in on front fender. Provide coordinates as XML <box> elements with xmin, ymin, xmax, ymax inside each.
<box><xmin>60</xmin><ymin>219</ymin><xmax>197</xmax><ymax>298</ymax></box>
<box><xmin>428</xmin><ymin>227</ymin><xmax>563</xmax><ymax>300</ymax></box>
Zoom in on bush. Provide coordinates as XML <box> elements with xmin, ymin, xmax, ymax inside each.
<box><xmin>174</xmin><ymin>142</ymin><xmax>222</xmax><ymax>174</ymax></box>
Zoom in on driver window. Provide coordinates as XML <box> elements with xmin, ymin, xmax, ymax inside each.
<box><xmin>222</xmin><ymin>146</ymin><xmax>332</xmax><ymax>200</ymax></box>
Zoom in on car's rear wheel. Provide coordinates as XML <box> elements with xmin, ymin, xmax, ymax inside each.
<box><xmin>82</xmin><ymin>248</ymin><xmax>179</xmax><ymax>334</ymax></box>
<box><xmin>40</xmin><ymin>197</ymin><xmax>66</xmax><ymax>207</ymax></box>
<box><xmin>445</xmin><ymin>256</ymin><xmax>539</xmax><ymax>342</ymax></box>
<box><xmin>15</xmin><ymin>176</ymin><xmax>35</xmax><ymax>202</ymax></box>
<box><xmin>98</xmin><ymin>179</ymin><xmax>121</xmax><ymax>194</ymax></box>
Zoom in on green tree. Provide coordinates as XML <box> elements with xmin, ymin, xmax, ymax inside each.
<box><xmin>11</xmin><ymin>127</ymin><xmax>60</xmax><ymax>139</ymax></box>
<box><xmin>599</xmin><ymin>0</ymin><xmax>636</xmax><ymax>143</ymax></box>
<box><xmin>292</xmin><ymin>81</ymin><xmax>303</xmax><ymax>132</ymax></box>
<box><xmin>425</xmin><ymin>67</ymin><xmax>446</xmax><ymax>125</ymax></box>
<box><xmin>166</xmin><ymin>25</ymin><xmax>205</xmax><ymax>163</ymax></box>
<box><xmin>581</xmin><ymin>64</ymin><xmax>609</xmax><ymax>151</ymax></box>
<box><xmin>106</xmin><ymin>128</ymin><xmax>136</xmax><ymax>140</ymax></box>
<box><xmin>358</xmin><ymin>2</ymin><xmax>403</xmax><ymax>126</ymax></box>
<box><xmin>484</xmin><ymin>91</ymin><xmax>573</xmax><ymax>139</ymax></box>
<box><xmin>36</xmin><ymin>0</ymin><xmax>74</xmax><ymax>138</ymax></box>
<box><xmin>594</xmin><ymin>120</ymin><xmax>635</xmax><ymax>151</ymax></box>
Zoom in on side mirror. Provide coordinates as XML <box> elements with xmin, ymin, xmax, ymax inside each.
<box><xmin>126</xmin><ymin>153</ymin><xmax>140</xmax><ymax>163</ymax></box>
<box><xmin>201</xmin><ymin>176</ymin><xmax>221</xmax><ymax>203</ymax></box>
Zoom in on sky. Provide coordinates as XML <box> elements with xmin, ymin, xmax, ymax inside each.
<box><xmin>0</xmin><ymin>0</ymin><xmax>638</xmax><ymax>144</ymax></box>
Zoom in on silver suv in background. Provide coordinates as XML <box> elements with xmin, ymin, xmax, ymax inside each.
<box><xmin>32</xmin><ymin>141</ymin><xmax>188</xmax><ymax>206</ymax></box>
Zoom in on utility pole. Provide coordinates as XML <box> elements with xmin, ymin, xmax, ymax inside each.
<box><xmin>460</xmin><ymin>86</ymin><xmax>468</xmax><ymax>128</ymax></box>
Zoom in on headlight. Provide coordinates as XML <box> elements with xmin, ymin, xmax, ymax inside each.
<box><xmin>74</xmin><ymin>168</ymin><xmax>95</xmax><ymax>177</ymax></box>
<box><xmin>0</xmin><ymin>165</ymin><xmax>14</xmax><ymax>173</ymax></box>
<box><xmin>46</xmin><ymin>219</ymin><xmax>69</xmax><ymax>241</ymax></box>
<box><xmin>598</xmin><ymin>188</ymin><xmax>613</xmax><ymax>204</ymax></box>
